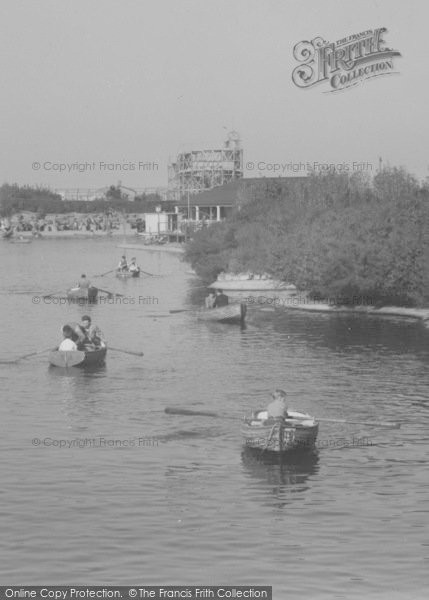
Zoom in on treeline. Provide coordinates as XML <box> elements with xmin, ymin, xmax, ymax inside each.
<box><xmin>185</xmin><ymin>168</ymin><xmax>429</xmax><ymax>307</ymax></box>
<box><xmin>0</xmin><ymin>184</ymin><xmax>172</xmax><ymax>216</ymax></box>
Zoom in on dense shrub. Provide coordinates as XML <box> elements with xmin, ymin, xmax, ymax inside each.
<box><xmin>185</xmin><ymin>168</ymin><xmax>429</xmax><ymax>306</ymax></box>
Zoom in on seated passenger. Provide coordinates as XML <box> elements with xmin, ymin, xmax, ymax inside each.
<box><xmin>213</xmin><ymin>289</ymin><xmax>229</xmax><ymax>308</ymax></box>
<box><xmin>205</xmin><ymin>291</ymin><xmax>216</xmax><ymax>309</ymax></box>
<box><xmin>59</xmin><ymin>325</ymin><xmax>78</xmax><ymax>351</ymax></box>
<box><xmin>128</xmin><ymin>257</ymin><xmax>140</xmax><ymax>273</ymax></box>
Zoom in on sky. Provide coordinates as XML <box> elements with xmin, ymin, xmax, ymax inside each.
<box><xmin>0</xmin><ymin>0</ymin><xmax>427</xmax><ymax>191</ymax></box>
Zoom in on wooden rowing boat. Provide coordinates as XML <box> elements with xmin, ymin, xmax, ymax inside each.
<box><xmin>241</xmin><ymin>409</ymin><xmax>319</xmax><ymax>452</ymax></box>
<box><xmin>10</xmin><ymin>238</ymin><xmax>32</xmax><ymax>244</ymax></box>
<box><xmin>49</xmin><ymin>346</ymin><xmax>107</xmax><ymax>368</ymax></box>
<box><xmin>66</xmin><ymin>286</ymin><xmax>98</xmax><ymax>302</ymax></box>
<box><xmin>196</xmin><ymin>302</ymin><xmax>247</xmax><ymax>324</ymax></box>
<box><xmin>115</xmin><ymin>269</ymin><xmax>140</xmax><ymax>278</ymax></box>
<box><xmin>209</xmin><ymin>278</ymin><xmax>295</xmax><ymax>292</ymax></box>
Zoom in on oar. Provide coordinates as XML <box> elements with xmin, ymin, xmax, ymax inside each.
<box><xmin>97</xmin><ymin>288</ymin><xmax>125</xmax><ymax>298</ymax></box>
<box><xmin>0</xmin><ymin>348</ymin><xmax>52</xmax><ymax>364</ymax></box>
<box><xmin>42</xmin><ymin>290</ymin><xmax>63</xmax><ymax>299</ymax></box>
<box><xmin>169</xmin><ymin>309</ymin><xmax>193</xmax><ymax>314</ymax></box>
<box><xmin>140</xmin><ymin>269</ymin><xmax>162</xmax><ymax>277</ymax></box>
<box><xmin>94</xmin><ymin>268</ymin><xmax>117</xmax><ymax>277</ymax></box>
<box><xmin>109</xmin><ymin>346</ymin><xmax>144</xmax><ymax>357</ymax></box>
<box><xmin>312</xmin><ymin>417</ymin><xmax>400</xmax><ymax>429</ymax></box>
<box><xmin>164</xmin><ymin>407</ymin><xmax>400</xmax><ymax>428</ymax></box>
<box><xmin>165</xmin><ymin>407</ymin><xmax>231</xmax><ymax>418</ymax></box>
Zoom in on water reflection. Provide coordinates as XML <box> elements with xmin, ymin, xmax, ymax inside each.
<box><xmin>241</xmin><ymin>447</ymin><xmax>319</xmax><ymax>506</ymax></box>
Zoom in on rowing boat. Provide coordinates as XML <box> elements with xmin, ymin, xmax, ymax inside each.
<box><xmin>49</xmin><ymin>345</ymin><xmax>107</xmax><ymax>368</ymax></box>
<box><xmin>10</xmin><ymin>238</ymin><xmax>32</xmax><ymax>244</ymax></box>
<box><xmin>197</xmin><ymin>302</ymin><xmax>247</xmax><ymax>324</ymax></box>
<box><xmin>209</xmin><ymin>277</ymin><xmax>295</xmax><ymax>292</ymax></box>
<box><xmin>115</xmin><ymin>269</ymin><xmax>140</xmax><ymax>279</ymax></box>
<box><xmin>241</xmin><ymin>409</ymin><xmax>319</xmax><ymax>452</ymax></box>
<box><xmin>66</xmin><ymin>286</ymin><xmax>98</xmax><ymax>302</ymax></box>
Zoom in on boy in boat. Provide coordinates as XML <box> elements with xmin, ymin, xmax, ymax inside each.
<box><xmin>205</xmin><ymin>291</ymin><xmax>216</xmax><ymax>309</ymax></box>
<box><xmin>79</xmin><ymin>315</ymin><xmax>105</xmax><ymax>349</ymax></box>
<box><xmin>213</xmin><ymin>289</ymin><xmax>229</xmax><ymax>308</ymax></box>
<box><xmin>267</xmin><ymin>390</ymin><xmax>290</xmax><ymax>419</ymax></box>
<box><xmin>118</xmin><ymin>255</ymin><xmax>128</xmax><ymax>272</ymax></box>
<box><xmin>128</xmin><ymin>257</ymin><xmax>140</xmax><ymax>274</ymax></box>
<box><xmin>59</xmin><ymin>325</ymin><xmax>78</xmax><ymax>351</ymax></box>
<box><xmin>77</xmin><ymin>274</ymin><xmax>91</xmax><ymax>289</ymax></box>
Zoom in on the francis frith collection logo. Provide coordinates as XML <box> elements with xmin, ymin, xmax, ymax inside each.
<box><xmin>292</xmin><ymin>28</ymin><xmax>401</xmax><ymax>92</ymax></box>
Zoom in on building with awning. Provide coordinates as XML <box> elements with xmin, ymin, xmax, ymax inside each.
<box><xmin>175</xmin><ymin>177</ymin><xmax>309</xmax><ymax>223</ymax></box>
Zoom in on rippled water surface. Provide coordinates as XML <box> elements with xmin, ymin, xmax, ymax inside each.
<box><xmin>1</xmin><ymin>238</ymin><xmax>429</xmax><ymax>598</ymax></box>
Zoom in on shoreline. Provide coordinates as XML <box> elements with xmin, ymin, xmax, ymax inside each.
<box><xmin>117</xmin><ymin>243</ymin><xmax>184</xmax><ymax>254</ymax></box>
<box><xmin>243</xmin><ymin>292</ymin><xmax>429</xmax><ymax>323</ymax></box>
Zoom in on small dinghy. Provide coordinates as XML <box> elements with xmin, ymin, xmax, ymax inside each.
<box><xmin>196</xmin><ymin>302</ymin><xmax>247</xmax><ymax>324</ymax></box>
<box><xmin>115</xmin><ymin>269</ymin><xmax>140</xmax><ymax>279</ymax></box>
<box><xmin>66</xmin><ymin>286</ymin><xmax>98</xmax><ymax>302</ymax></box>
<box><xmin>241</xmin><ymin>409</ymin><xmax>319</xmax><ymax>452</ymax></box>
<box><xmin>49</xmin><ymin>346</ymin><xmax>107</xmax><ymax>368</ymax></box>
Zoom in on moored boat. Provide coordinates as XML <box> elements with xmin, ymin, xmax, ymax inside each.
<box><xmin>209</xmin><ymin>272</ymin><xmax>295</xmax><ymax>292</ymax></box>
<box><xmin>241</xmin><ymin>409</ymin><xmax>319</xmax><ymax>452</ymax></box>
<box><xmin>66</xmin><ymin>286</ymin><xmax>98</xmax><ymax>302</ymax></box>
<box><xmin>49</xmin><ymin>345</ymin><xmax>107</xmax><ymax>368</ymax></box>
<box><xmin>197</xmin><ymin>302</ymin><xmax>247</xmax><ymax>324</ymax></box>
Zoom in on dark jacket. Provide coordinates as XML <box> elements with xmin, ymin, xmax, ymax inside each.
<box><xmin>213</xmin><ymin>293</ymin><xmax>229</xmax><ymax>308</ymax></box>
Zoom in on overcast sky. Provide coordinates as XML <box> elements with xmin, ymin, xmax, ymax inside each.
<box><xmin>0</xmin><ymin>0</ymin><xmax>427</xmax><ymax>190</ymax></box>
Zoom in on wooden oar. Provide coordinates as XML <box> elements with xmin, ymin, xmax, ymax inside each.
<box><xmin>164</xmin><ymin>407</ymin><xmax>400</xmax><ymax>428</ymax></box>
<box><xmin>97</xmin><ymin>288</ymin><xmax>125</xmax><ymax>298</ymax></box>
<box><xmin>0</xmin><ymin>347</ymin><xmax>52</xmax><ymax>364</ymax></box>
<box><xmin>94</xmin><ymin>268</ymin><xmax>117</xmax><ymax>277</ymax></box>
<box><xmin>140</xmin><ymin>269</ymin><xmax>162</xmax><ymax>277</ymax></box>
<box><xmin>312</xmin><ymin>417</ymin><xmax>400</xmax><ymax>429</ymax></box>
<box><xmin>109</xmin><ymin>346</ymin><xmax>144</xmax><ymax>357</ymax></box>
<box><xmin>169</xmin><ymin>309</ymin><xmax>193</xmax><ymax>314</ymax></box>
<box><xmin>165</xmin><ymin>407</ymin><xmax>232</xmax><ymax>418</ymax></box>
<box><xmin>42</xmin><ymin>290</ymin><xmax>63</xmax><ymax>299</ymax></box>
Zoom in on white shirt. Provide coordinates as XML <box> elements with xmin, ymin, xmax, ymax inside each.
<box><xmin>59</xmin><ymin>338</ymin><xmax>78</xmax><ymax>351</ymax></box>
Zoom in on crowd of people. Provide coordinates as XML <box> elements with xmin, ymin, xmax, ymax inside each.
<box><xmin>2</xmin><ymin>212</ymin><xmax>124</xmax><ymax>234</ymax></box>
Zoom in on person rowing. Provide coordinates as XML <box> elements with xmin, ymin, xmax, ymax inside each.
<box><xmin>77</xmin><ymin>273</ymin><xmax>91</xmax><ymax>289</ymax></box>
<box><xmin>79</xmin><ymin>315</ymin><xmax>105</xmax><ymax>350</ymax></box>
<box><xmin>117</xmin><ymin>255</ymin><xmax>128</xmax><ymax>272</ymax></box>
<box><xmin>266</xmin><ymin>389</ymin><xmax>290</xmax><ymax>419</ymax></box>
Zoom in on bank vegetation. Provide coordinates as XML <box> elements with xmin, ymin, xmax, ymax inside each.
<box><xmin>185</xmin><ymin>168</ymin><xmax>429</xmax><ymax>307</ymax></box>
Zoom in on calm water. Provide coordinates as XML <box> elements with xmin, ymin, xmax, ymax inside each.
<box><xmin>1</xmin><ymin>238</ymin><xmax>428</xmax><ymax>599</ymax></box>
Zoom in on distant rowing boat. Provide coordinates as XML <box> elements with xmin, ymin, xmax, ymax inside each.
<box><xmin>9</xmin><ymin>238</ymin><xmax>32</xmax><ymax>244</ymax></box>
<box><xmin>66</xmin><ymin>286</ymin><xmax>98</xmax><ymax>302</ymax></box>
<box><xmin>116</xmin><ymin>270</ymin><xmax>140</xmax><ymax>279</ymax></box>
<box><xmin>49</xmin><ymin>346</ymin><xmax>107</xmax><ymax>368</ymax></box>
<box><xmin>241</xmin><ymin>409</ymin><xmax>319</xmax><ymax>452</ymax></box>
<box><xmin>196</xmin><ymin>302</ymin><xmax>247</xmax><ymax>324</ymax></box>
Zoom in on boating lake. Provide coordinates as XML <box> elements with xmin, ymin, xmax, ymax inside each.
<box><xmin>0</xmin><ymin>237</ymin><xmax>428</xmax><ymax>599</ymax></box>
